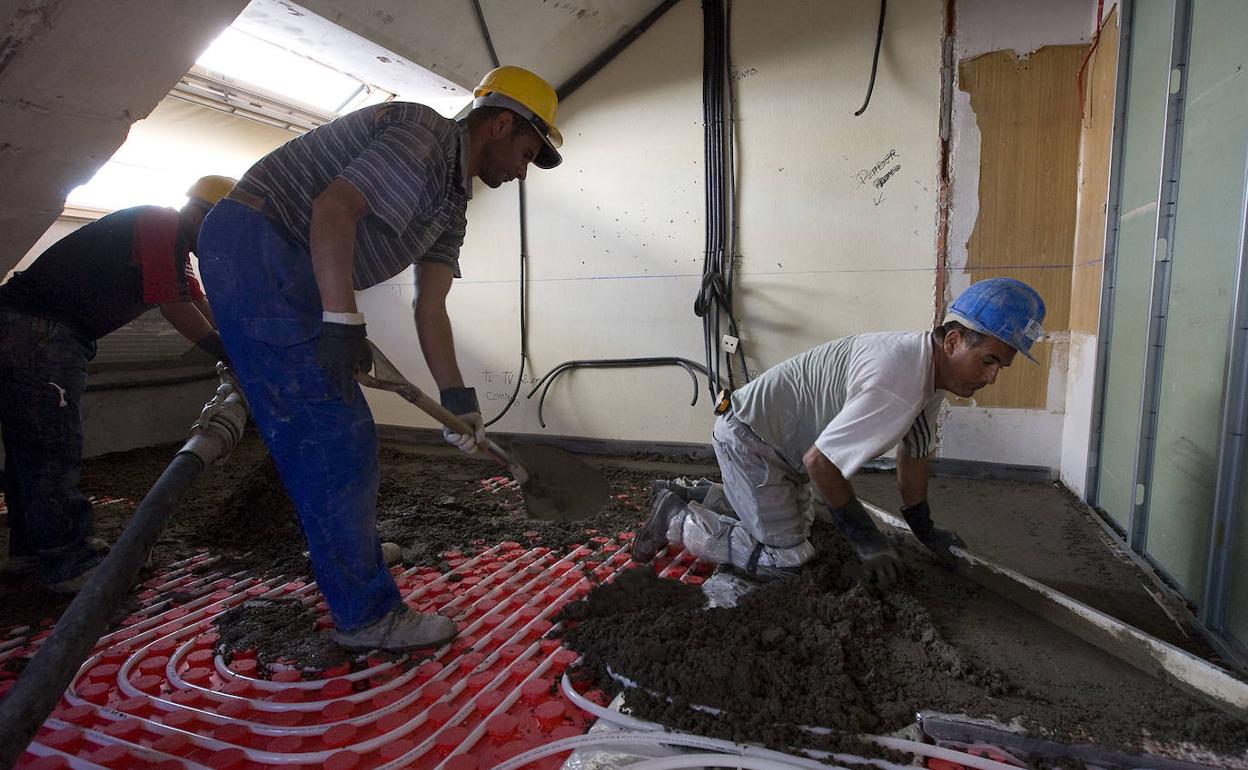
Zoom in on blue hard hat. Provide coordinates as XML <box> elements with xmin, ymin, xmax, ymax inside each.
<box><xmin>946</xmin><ymin>278</ymin><xmax>1046</xmax><ymax>362</ymax></box>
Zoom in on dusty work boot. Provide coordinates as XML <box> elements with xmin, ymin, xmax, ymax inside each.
<box><xmin>47</xmin><ymin>564</ymin><xmax>100</xmax><ymax>595</ymax></box>
<box><xmin>651</xmin><ymin>477</ymin><xmax>713</xmax><ymax>504</ymax></box>
<box><xmin>632</xmin><ymin>489</ymin><xmax>686</xmax><ymax>563</ymax></box>
<box><xmin>8</xmin><ymin>538</ymin><xmax>110</xmax><ymax>584</ymax></box>
<box><xmin>825</xmin><ymin>497</ymin><xmax>902</xmax><ymax>588</ymax></box>
<box><xmin>333</xmin><ymin>605</ymin><xmax>458</xmax><ymax>653</ymax></box>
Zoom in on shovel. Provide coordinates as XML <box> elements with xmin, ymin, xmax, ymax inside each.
<box><xmin>357</xmin><ymin>343</ymin><xmax>610</xmax><ymax>521</ymax></box>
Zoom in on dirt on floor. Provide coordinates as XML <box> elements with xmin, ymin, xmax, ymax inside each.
<box><xmin>0</xmin><ymin>432</ymin><xmax>663</xmax><ymax>632</ymax></box>
<box><xmin>3</xmin><ymin>434</ymin><xmax>1246</xmax><ymax>766</ymax></box>
<box><xmin>555</xmin><ymin>523</ymin><xmax>1248</xmax><ymax>765</ymax></box>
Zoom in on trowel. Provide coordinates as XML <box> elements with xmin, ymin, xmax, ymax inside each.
<box><xmin>357</xmin><ymin>342</ymin><xmax>610</xmax><ymax>521</ymax></box>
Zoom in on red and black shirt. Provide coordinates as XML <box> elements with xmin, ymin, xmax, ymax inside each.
<box><xmin>0</xmin><ymin>206</ymin><xmax>204</xmax><ymax>340</ymax></box>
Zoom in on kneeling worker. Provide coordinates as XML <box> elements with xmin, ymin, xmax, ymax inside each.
<box><xmin>634</xmin><ymin>278</ymin><xmax>1046</xmax><ymax>586</ymax></box>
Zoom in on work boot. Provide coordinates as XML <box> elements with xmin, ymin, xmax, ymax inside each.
<box><xmin>0</xmin><ymin>555</ymin><xmax>36</xmax><ymax>580</ymax></box>
<box><xmin>825</xmin><ymin>497</ymin><xmax>902</xmax><ymax>588</ymax></box>
<box><xmin>8</xmin><ymin>538</ymin><xmax>110</xmax><ymax>583</ymax></box>
<box><xmin>47</xmin><ymin>564</ymin><xmax>99</xmax><ymax>595</ymax></box>
<box><xmin>333</xmin><ymin>605</ymin><xmax>458</xmax><ymax>653</ymax></box>
<box><xmin>632</xmin><ymin>489</ymin><xmax>686</xmax><ymax>563</ymax></box>
<box><xmin>651</xmin><ymin>477</ymin><xmax>713</xmax><ymax>504</ymax></box>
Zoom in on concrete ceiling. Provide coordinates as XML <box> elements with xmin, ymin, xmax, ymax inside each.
<box><xmin>274</xmin><ymin>0</ymin><xmax>664</xmax><ymax>94</ymax></box>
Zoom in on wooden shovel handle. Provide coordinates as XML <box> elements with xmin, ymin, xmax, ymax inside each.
<box><xmin>356</xmin><ymin>373</ymin><xmax>522</xmax><ymax>478</ymax></box>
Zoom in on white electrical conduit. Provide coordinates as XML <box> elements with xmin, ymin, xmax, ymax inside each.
<box><xmin>560</xmin><ymin>673</ymin><xmax>1027</xmax><ymax>770</ymax></box>
<box><xmin>487</xmin><ymin>732</ymin><xmax>880</xmax><ymax>770</ymax></box>
<box><xmin>629</xmin><ymin>755</ymin><xmax>826</xmax><ymax>770</ymax></box>
<box><xmin>559</xmin><ymin>673</ymin><xmax>907</xmax><ymax>770</ymax></box>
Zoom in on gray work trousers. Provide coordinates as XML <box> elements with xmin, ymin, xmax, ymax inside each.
<box><xmin>667</xmin><ymin>412</ymin><xmax>816</xmax><ymax>572</ymax></box>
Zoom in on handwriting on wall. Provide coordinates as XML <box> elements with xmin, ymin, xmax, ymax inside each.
<box><xmin>853</xmin><ymin>148</ymin><xmax>901</xmax><ymax>206</ymax></box>
<box><xmin>731</xmin><ymin>67</ymin><xmax>758</xmax><ymax>82</ymax></box>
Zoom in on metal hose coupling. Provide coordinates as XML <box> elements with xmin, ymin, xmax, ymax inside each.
<box><xmin>179</xmin><ymin>363</ymin><xmax>248</xmax><ymax>466</ymax></box>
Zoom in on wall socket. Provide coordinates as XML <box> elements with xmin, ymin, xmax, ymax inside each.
<box><xmin>722</xmin><ymin>334</ymin><xmax>739</xmax><ymax>353</ymax></box>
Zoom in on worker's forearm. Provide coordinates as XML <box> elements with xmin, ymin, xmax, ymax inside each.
<box><xmin>192</xmin><ymin>296</ymin><xmax>216</xmax><ymax>328</ymax></box>
<box><xmin>159</xmin><ymin>302</ymin><xmax>216</xmax><ymax>345</ymax></box>
<box><xmin>309</xmin><ymin>208</ymin><xmax>359</xmax><ymax>314</ymax></box>
<box><xmin>896</xmin><ymin>451</ymin><xmax>931</xmax><ymax>507</ymax></box>
<box><xmin>415</xmin><ymin>303</ymin><xmax>465</xmax><ymax>391</ymax></box>
<box><xmin>803</xmin><ymin>445</ymin><xmax>854</xmax><ymax>508</ymax></box>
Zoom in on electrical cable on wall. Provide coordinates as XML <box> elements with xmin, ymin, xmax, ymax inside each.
<box><xmin>854</xmin><ymin>0</ymin><xmax>887</xmax><ymax>116</ymax></box>
<box><xmin>470</xmin><ymin>0</ymin><xmax>737</xmax><ymax>423</ymax></box>
<box><xmin>471</xmin><ymin>0</ymin><xmax>528</xmax><ymax>428</ymax></box>
<box><xmin>694</xmin><ymin>0</ymin><xmax>749</xmax><ymax>407</ymax></box>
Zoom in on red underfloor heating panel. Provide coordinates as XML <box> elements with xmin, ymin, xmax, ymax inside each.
<box><xmin>0</xmin><ymin>533</ymin><xmax>715</xmax><ymax>770</ymax></box>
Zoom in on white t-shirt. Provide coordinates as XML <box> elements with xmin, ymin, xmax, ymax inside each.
<box><xmin>730</xmin><ymin>332</ymin><xmax>945</xmax><ymax>476</ymax></box>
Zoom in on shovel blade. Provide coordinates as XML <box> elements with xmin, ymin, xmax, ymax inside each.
<box><xmin>509</xmin><ymin>444</ymin><xmax>610</xmax><ymax>522</ymax></box>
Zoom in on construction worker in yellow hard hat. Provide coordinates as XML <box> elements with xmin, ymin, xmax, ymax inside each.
<box><xmin>0</xmin><ymin>174</ymin><xmax>236</xmax><ymax>592</ymax></box>
<box><xmin>473</xmin><ymin>65</ymin><xmax>563</xmax><ymax>169</ymax></box>
<box><xmin>195</xmin><ymin>65</ymin><xmax>564</xmax><ymax>652</ymax></box>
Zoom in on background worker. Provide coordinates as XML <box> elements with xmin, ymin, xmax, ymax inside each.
<box><xmin>196</xmin><ymin>66</ymin><xmax>563</xmax><ymax>652</ymax></box>
<box><xmin>0</xmin><ymin>176</ymin><xmax>235</xmax><ymax>592</ymax></box>
<box><xmin>634</xmin><ymin>278</ymin><xmax>1046</xmax><ymax>586</ymax></box>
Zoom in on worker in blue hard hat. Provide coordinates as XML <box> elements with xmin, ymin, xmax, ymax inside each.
<box><xmin>634</xmin><ymin>277</ymin><xmax>1046</xmax><ymax>588</ymax></box>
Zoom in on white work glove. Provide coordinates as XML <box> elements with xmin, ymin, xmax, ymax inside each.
<box><xmin>440</xmin><ymin>387</ymin><xmax>488</xmax><ymax>455</ymax></box>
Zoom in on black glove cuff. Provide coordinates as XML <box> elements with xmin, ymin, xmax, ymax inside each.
<box><xmin>440</xmin><ymin>386</ymin><xmax>479</xmax><ymax>415</ymax></box>
<box><xmin>321</xmin><ymin>321</ymin><xmax>368</xmax><ymax>339</ymax></box>
<box><xmin>196</xmin><ymin>331</ymin><xmax>230</xmax><ymax>365</ymax></box>
<box><xmin>901</xmin><ymin>500</ymin><xmax>934</xmax><ymax>535</ymax></box>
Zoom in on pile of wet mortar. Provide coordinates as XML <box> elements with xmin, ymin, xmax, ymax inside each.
<box><xmin>555</xmin><ymin>523</ymin><xmax>1248</xmax><ymax>763</ymax></box>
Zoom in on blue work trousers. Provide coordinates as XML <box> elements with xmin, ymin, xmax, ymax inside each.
<box><xmin>196</xmin><ymin>200</ymin><xmax>400</xmax><ymax>632</ymax></box>
<box><xmin>0</xmin><ymin>310</ymin><xmax>101</xmax><ymax>583</ymax></box>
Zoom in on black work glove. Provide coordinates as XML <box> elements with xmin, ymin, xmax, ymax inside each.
<box><xmin>902</xmin><ymin>500</ymin><xmax>966</xmax><ymax>568</ymax></box>
<box><xmin>316</xmin><ymin>321</ymin><xmax>372</xmax><ymax>403</ymax></box>
<box><xmin>826</xmin><ymin>496</ymin><xmax>903</xmax><ymax>588</ymax></box>
<box><xmin>195</xmin><ymin>330</ymin><xmax>232</xmax><ymax>368</ymax></box>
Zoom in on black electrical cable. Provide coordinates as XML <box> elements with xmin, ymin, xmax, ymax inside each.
<box><xmin>470</xmin><ymin>0</ymin><xmax>527</xmax><ymax>428</ymax></box>
<box><xmin>723</xmin><ymin>0</ymin><xmax>749</xmax><ymax>384</ymax></box>
<box><xmin>854</xmin><ymin>0</ymin><xmax>887</xmax><ymax>116</ymax></box>
<box><xmin>525</xmin><ymin>357</ymin><xmax>715</xmax><ymax>428</ymax></box>
<box><xmin>471</xmin><ymin>0</ymin><xmax>501</xmax><ymax>68</ymax></box>
<box><xmin>694</xmin><ymin>0</ymin><xmax>748</xmax><ymax>400</ymax></box>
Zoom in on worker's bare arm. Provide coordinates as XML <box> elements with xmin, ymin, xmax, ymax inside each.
<box><xmin>159</xmin><ymin>301</ymin><xmax>216</xmax><ymax>345</ymax></box>
<box><xmin>192</xmin><ymin>296</ymin><xmax>215</xmax><ymax>328</ymax></box>
<box><xmin>414</xmin><ymin>261</ymin><xmax>465</xmax><ymax>392</ymax></box>
<box><xmin>803</xmin><ymin>445</ymin><xmax>854</xmax><ymax>508</ymax></box>
<box><xmin>310</xmin><ymin>179</ymin><xmax>369</xmax><ymax>314</ymax></box>
<box><xmin>896</xmin><ymin>449</ymin><xmax>932</xmax><ymax>508</ymax></box>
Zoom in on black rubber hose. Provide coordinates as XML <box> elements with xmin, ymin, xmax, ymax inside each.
<box><xmin>854</xmin><ymin>0</ymin><xmax>887</xmax><ymax>116</ymax></box>
<box><xmin>0</xmin><ymin>451</ymin><xmax>207</xmax><ymax>767</ymax></box>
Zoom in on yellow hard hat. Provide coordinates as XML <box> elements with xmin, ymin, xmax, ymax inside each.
<box><xmin>186</xmin><ymin>175</ymin><xmax>237</xmax><ymax>206</ymax></box>
<box><xmin>473</xmin><ymin>66</ymin><xmax>562</xmax><ymax>169</ymax></box>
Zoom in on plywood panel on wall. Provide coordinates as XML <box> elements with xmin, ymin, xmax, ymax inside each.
<box><xmin>1071</xmin><ymin>8</ymin><xmax>1120</xmax><ymax>334</ymax></box>
<box><xmin>958</xmin><ymin>44</ymin><xmax>1087</xmax><ymax>409</ymax></box>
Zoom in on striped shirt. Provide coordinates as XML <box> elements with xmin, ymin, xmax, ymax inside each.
<box><xmin>234</xmin><ymin>102</ymin><xmax>471</xmax><ymax>289</ymax></box>
<box><xmin>731</xmin><ymin>332</ymin><xmax>945</xmax><ymax>476</ymax></box>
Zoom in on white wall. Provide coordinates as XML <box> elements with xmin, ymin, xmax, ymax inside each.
<box><xmin>940</xmin><ymin>0</ymin><xmax>1093</xmax><ymax>469</ymax></box>
<box><xmin>360</xmin><ymin>0</ymin><xmax>944</xmax><ymax>444</ymax></box>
